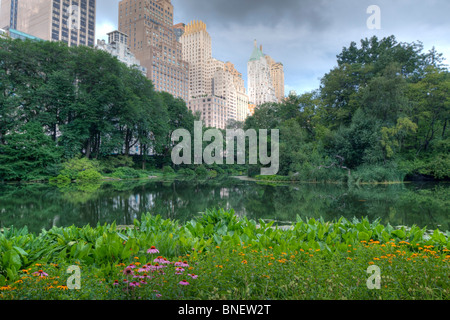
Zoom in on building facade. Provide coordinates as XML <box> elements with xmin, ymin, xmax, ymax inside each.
<box><xmin>180</xmin><ymin>20</ymin><xmax>213</xmax><ymax>98</ymax></box>
<box><xmin>180</xmin><ymin>20</ymin><xmax>249</xmax><ymax>129</ymax></box>
<box><xmin>224</xmin><ymin>62</ymin><xmax>250</xmax><ymax>122</ymax></box>
<box><xmin>265</xmin><ymin>55</ymin><xmax>285</xmax><ymax>103</ymax></box>
<box><xmin>0</xmin><ymin>0</ymin><xmax>96</xmax><ymax>47</ymax></box>
<box><xmin>118</xmin><ymin>0</ymin><xmax>189</xmax><ymax>102</ymax></box>
<box><xmin>247</xmin><ymin>40</ymin><xmax>278</xmax><ymax>106</ymax></box>
<box><xmin>96</xmin><ymin>30</ymin><xmax>147</xmax><ymax>76</ymax></box>
<box><xmin>173</xmin><ymin>22</ymin><xmax>185</xmax><ymax>41</ymax></box>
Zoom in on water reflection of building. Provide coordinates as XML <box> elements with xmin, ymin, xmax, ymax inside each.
<box><xmin>220</xmin><ymin>188</ymin><xmax>230</xmax><ymax>198</ymax></box>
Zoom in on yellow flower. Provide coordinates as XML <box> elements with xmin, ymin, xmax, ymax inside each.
<box><xmin>57</xmin><ymin>286</ymin><xmax>68</xmax><ymax>290</ymax></box>
<box><xmin>242</xmin><ymin>260</ymin><xmax>248</xmax><ymax>264</ymax></box>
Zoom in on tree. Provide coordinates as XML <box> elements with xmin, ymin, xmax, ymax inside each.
<box><xmin>0</xmin><ymin>122</ymin><xmax>62</xmax><ymax>181</ymax></box>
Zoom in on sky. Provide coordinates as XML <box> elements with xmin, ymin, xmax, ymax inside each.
<box><xmin>3</xmin><ymin>0</ymin><xmax>449</xmax><ymax>95</ymax></box>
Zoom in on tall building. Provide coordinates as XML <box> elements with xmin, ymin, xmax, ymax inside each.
<box><xmin>96</xmin><ymin>30</ymin><xmax>147</xmax><ymax>76</ymax></box>
<box><xmin>265</xmin><ymin>55</ymin><xmax>285</xmax><ymax>103</ymax></box>
<box><xmin>181</xmin><ymin>20</ymin><xmax>249</xmax><ymax>129</ymax></box>
<box><xmin>180</xmin><ymin>20</ymin><xmax>213</xmax><ymax>98</ymax></box>
<box><xmin>0</xmin><ymin>0</ymin><xmax>96</xmax><ymax>47</ymax></box>
<box><xmin>0</xmin><ymin>0</ymin><xmax>18</xmax><ymax>30</ymax></box>
<box><xmin>224</xmin><ymin>62</ymin><xmax>249</xmax><ymax>123</ymax></box>
<box><xmin>118</xmin><ymin>0</ymin><xmax>189</xmax><ymax>102</ymax></box>
<box><xmin>247</xmin><ymin>40</ymin><xmax>278</xmax><ymax>106</ymax></box>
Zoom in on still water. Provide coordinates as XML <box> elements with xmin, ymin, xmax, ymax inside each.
<box><xmin>0</xmin><ymin>177</ymin><xmax>449</xmax><ymax>234</ymax></box>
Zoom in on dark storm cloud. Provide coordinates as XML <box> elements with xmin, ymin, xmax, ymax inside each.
<box><xmin>172</xmin><ymin>0</ymin><xmax>329</xmax><ymax>29</ymax></box>
<box><xmin>94</xmin><ymin>0</ymin><xmax>450</xmax><ymax>94</ymax></box>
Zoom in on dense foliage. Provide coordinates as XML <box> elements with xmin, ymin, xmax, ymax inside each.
<box><xmin>0</xmin><ymin>38</ymin><xmax>197</xmax><ymax>181</ymax></box>
<box><xmin>245</xmin><ymin>36</ymin><xmax>449</xmax><ymax>182</ymax></box>
<box><xmin>1</xmin><ymin>35</ymin><xmax>448</xmax><ymax>182</ymax></box>
<box><xmin>0</xmin><ymin>208</ymin><xmax>449</xmax><ymax>300</ymax></box>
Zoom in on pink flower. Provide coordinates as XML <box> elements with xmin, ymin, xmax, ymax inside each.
<box><xmin>33</xmin><ymin>270</ymin><xmax>48</xmax><ymax>277</ymax></box>
<box><xmin>188</xmin><ymin>274</ymin><xmax>198</xmax><ymax>279</ymax></box>
<box><xmin>156</xmin><ymin>294</ymin><xmax>162</xmax><ymax>298</ymax></box>
<box><xmin>149</xmin><ymin>263</ymin><xmax>165</xmax><ymax>270</ymax></box>
<box><xmin>129</xmin><ymin>281</ymin><xmax>140</xmax><ymax>287</ymax></box>
<box><xmin>175</xmin><ymin>260</ymin><xmax>189</xmax><ymax>267</ymax></box>
<box><xmin>176</xmin><ymin>267</ymin><xmax>185</xmax><ymax>273</ymax></box>
<box><xmin>179</xmin><ymin>280</ymin><xmax>190</xmax><ymax>286</ymax></box>
<box><xmin>138</xmin><ymin>265</ymin><xmax>150</xmax><ymax>273</ymax></box>
<box><xmin>147</xmin><ymin>246</ymin><xmax>159</xmax><ymax>254</ymax></box>
<box><xmin>113</xmin><ymin>280</ymin><xmax>120</xmax><ymax>286</ymax></box>
<box><xmin>123</xmin><ymin>267</ymin><xmax>134</xmax><ymax>276</ymax></box>
<box><xmin>140</xmin><ymin>280</ymin><xmax>148</xmax><ymax>285</ymax></box>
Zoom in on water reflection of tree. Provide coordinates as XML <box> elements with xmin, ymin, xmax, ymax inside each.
<box><xmin>0</xmin><ymin>180</ymin><xmax>448</xmax><ymax>234</ymax></box>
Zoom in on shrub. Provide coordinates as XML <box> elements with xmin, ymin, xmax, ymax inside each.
<box><xmin>411</xmin><ymin>155</ymin><xmax>450</xmax><ymax>180</ymax></box>
<box><xmin>76</xmin><ymin>169</ymin><xmax>102</xmax><ymax>182</ymax></box>
<box><xmin>60</xmin><ymin>157</ymin><xmax>101</xmax><ymax>180</ymax></box>
<box><xmin>208</xmin><ymin>170</ymin><xmax>218</xmax><ymax>178</ymax></box>
<box><xmin>49</xmin><ymin>174</ymin><xmax>71</xmax><ymax>184</ymax></box>
<box><xmin>100</xmin><ymin>156</ymin><xmax>135</xmax><ymax>174</ymax></box>
<box><xmin>163</xmin><ymin>166</ymin><xmax>175</xmax><ymax>175</ymax></box>
<box><xmin>194</xmin><ymin>165</ymin><xmax>208</xmax><ymax>177</ymax></box>
<box><xmin>352</xmin><ymin>163</ymin><xmax>407</xmax><ymax>183</ymax></box>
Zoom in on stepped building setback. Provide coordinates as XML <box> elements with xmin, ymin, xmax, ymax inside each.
<box><xmin>180</xmin><ymin>20</ymin><xmax>249</xmax><ymax>129</ymax></box>
<box><xmin>118</xmin><ymin>0</ymin><xmax>189</xmax><ymax>102</ymax></box>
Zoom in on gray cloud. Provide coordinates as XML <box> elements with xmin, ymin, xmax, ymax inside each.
<box><xmin>172</xmin><ymin>0</ymin><xmax>330</xmax><ymax>30</ymax></box>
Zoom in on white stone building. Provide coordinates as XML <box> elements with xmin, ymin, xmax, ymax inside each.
<box><xmin>96</xmin><ymin>30</ymin><xmax>147</xmax><ymax>76</ymax></box>
<box><xmin>247</xmin><ymin>40</ymin><xmax>278</xmax><ymax>106</ymax></box>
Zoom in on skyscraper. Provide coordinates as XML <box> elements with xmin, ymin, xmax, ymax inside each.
<box><xmin>180</xmin><ymin>20</ymin><xmax>213</xmax><ymax>98</ymax></box>
<box><xmin>118</xmin><ymin>0</ymin><xmax>189</xmax><ymax>102</ymax></box>
<box><xmin>180</xmin><ymin>20</ymin><xmax>249</xmax><ymax>129</ymax></box>
<box><xmin>247</xmin><ymin>40</ymin><xmax>278</xmax><ymax>106</ymax></box>
<box><xmin>265</xmin><ymin>55</ymin><xmax>285</xmax><ymax>103</ymax></box>
<box><xmin>0</xmin><ymin>0</ymin><xmax>96</xmax><ymax>47</ymax></box>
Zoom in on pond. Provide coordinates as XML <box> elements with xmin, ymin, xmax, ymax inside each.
<box><xmin>0</xmin><ymin>177</ymin><xmax>449</xmax><ymax>234</ymax></box>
